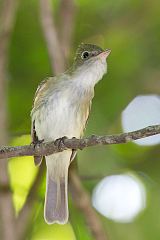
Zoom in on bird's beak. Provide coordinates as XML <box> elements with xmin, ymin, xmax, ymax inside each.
<box><xmin>103</xmin><ymin>49</ymin><xmax>111</xmax><ymax>58</ymax></box>
<box><xmin>98</xmin><ymin>49</ymin><xmax>111</xmax><ymax>59</ymax></box>
<box><xmin>104</xmin><ymin>49</ymin><xmax>111</xmax><ymax>58</ymax></box>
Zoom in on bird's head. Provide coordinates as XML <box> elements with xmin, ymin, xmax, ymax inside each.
<box><xmin>74</xmin><ymin>43</ymin><xmax>111</xmax><ymax>66</ymax></box>
<box><xmin>72</xmin><ymin>43</ymin><xmax>111</xmax><ymax>85</ymax></box>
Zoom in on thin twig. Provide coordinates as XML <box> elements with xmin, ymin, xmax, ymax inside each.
<box><xmin>39</xmin><ymin>0</ymin><xmax>65</xmax><ymax>74</ymax></box>
<box><xmin>0</xmin><ymin>125</ymin><xmax>159</xmax><ymax>159</ymax></box>
<box><xmin>69</xmin><ymin>167</ymin><xmax>108</xmax><ymax>240</ymax></box>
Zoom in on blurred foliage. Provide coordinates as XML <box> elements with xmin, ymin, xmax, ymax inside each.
<box><xmin>9</xmin><ymin>135</ymin><xmax>37</xmax><ymax>214</ymax></box>
<box><xmin>4</xmin><ymin>0</ymin><xmax>160</xmax><ymax>239</ymax></box>
<box><xmin>31</xmin><ymin>220</ymin><xmax>76</xmax><ymax>240</ymax></box>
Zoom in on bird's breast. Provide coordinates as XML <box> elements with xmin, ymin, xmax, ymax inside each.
<box><xmin>33</xmin><ymin>88</ymin><xmax>92</xmax><ymax>141</ymax></box>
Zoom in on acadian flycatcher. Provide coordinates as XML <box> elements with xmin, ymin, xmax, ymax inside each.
<box><xmin>31</xmin><ymin>43</ymin><xmax>111</xmax><ymax>224</ymax></box>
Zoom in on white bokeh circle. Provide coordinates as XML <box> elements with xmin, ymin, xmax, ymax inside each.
<box><xmin>92</xmin><ymin>174</ymin><xmax>146</xmax><ymax>223</ymax></box>
<box><xmin>121</xmin><ymin>95</ymin><xmax>160</xmax><ymax>146</ymax></box>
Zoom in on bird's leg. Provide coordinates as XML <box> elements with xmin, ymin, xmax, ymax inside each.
<box><xmin>31</xmin><ymin>138</ymin><xmax>44</xmax><ymax>148</ymax></box>
<box><xmin>54</xmin><ymin>136</ymin><xmax>77</xmax><ymax>161</ymax></box>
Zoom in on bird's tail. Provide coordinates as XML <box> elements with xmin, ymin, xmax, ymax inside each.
<box><xmin>44</xmin><ymin>152</ymin><xmax>70</xmax><ymax>224</ymax></box>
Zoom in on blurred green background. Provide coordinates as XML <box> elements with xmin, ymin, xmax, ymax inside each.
<box><xmin>6</xmin><ymin>0</ymin><xmax>160</xmax><ymax>239</ymax></box>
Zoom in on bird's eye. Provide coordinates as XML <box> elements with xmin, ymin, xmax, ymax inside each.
<box><xmin>81</xmin><ymin>51</ymin><xmax>89</xmax><ymax>59</ymax></box>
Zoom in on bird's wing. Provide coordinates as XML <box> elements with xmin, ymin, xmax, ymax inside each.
<box><xmin>80</xmin><ymin>96</ymin><xmax>93</xmax><ymax>137</ymax></box>
<box><xmin>84</xmin><ymin>100</ymin><xmax>92</xmax><ymax>132</ymax></box>
<box><xmin>31</xmin><ymin>77</ymin><xmax>54</xmax><ymax>165</ymax></box>
<box><xmin>32</xmin><ymin>77</ymin><xmax>50</xmax><ymax>111</ymax></box>
<box><xmin>31</xmin><ymin>75</ymin><xmax>65</xmax><ymax>113</ymax></box>
<box><xmin>70</xmin><ymin>99</ymin><xmax>92</xmax><ymax>162</ymax></box>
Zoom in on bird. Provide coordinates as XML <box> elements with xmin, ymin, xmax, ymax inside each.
<box><xmin>31</xmin><ymin>43</ymin><xmax>111</xmax><ymax>224</ymax></box>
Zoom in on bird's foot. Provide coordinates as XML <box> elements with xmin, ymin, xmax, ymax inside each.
<box><xmin>54</xmin><ymin>136</ymin><xmax>68</xmax><ymax>151</ymax></box>
<box><xmin>31</xmin><ymin>139</ymin><xmax>44</xmax><ymax>149</ymax></box>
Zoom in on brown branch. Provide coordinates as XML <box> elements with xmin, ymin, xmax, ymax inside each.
<box><xmin>0</xmin><ymin>0</ymin><xmax>19</xmax><ymax>240</ymax></box>
<box><xmin>0</xmin><ymin>125</ymin><xmax>159</xmax><ymax>159</ymax></box>
<box><xmin>69</xmin><ymin>167</ymin><xmax>108</xmax><ymax>240</ymax></box>
<box><xmin>39</xmin><ymin>0</ymin><xmax>65</xmax><ymax>74</ymax></box>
